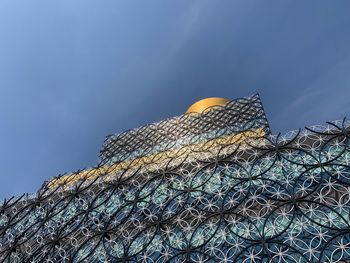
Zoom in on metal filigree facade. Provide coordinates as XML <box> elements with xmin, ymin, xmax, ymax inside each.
<box><xmin>1</xmin><ymin>95</ymin><xmax>350</xmax><ymax>262</ymax></box>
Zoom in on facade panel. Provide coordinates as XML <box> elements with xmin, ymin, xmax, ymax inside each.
<box><xmin>1</xmin><ymin>95</ymin><xmax>350</xmax><ymax>262</ymax></box>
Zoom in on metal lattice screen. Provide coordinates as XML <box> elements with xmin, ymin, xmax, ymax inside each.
<box><xmin>1</xmin><ymin>96</ymin><xmax>350</xmax><ymax>262</ymax></box>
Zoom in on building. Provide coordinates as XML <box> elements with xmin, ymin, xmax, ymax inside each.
<box><xmin>1</xmin><ymin>94</ymin><xmax>350</xmax><ymax>262</ymax></box>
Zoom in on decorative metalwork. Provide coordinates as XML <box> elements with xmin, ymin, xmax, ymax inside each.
<box><xmin>1</xmin><ymin>95</ymin><xmax>350</xmax><ymax>262</ymax></box>
<box><xmin>98</xmin><ymin>94</ymin><xmax>270</xmax><ymax>165</ymax></box>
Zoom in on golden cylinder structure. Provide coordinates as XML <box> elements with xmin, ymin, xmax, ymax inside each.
<box><xmin>186</xmin><ymin>97</ymin><xmax>230</xmax><ymax>114</ymax></box>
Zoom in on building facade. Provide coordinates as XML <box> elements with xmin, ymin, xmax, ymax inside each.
<box><xmin>1</xmin><ymin>94</ymin><xmax>350</xmax><ymax>262</ymax></box>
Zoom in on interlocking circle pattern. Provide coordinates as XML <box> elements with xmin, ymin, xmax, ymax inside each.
<box><xmin>1</xmin><ymin>95</ymin><xmax>350</xmax><ymax>262</ymax></box>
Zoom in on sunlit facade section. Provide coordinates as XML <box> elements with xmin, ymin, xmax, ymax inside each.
<box><xmin>1</xmin><ymin>94</ymin><xmax>350</xmax><ymax>262</ymax></box>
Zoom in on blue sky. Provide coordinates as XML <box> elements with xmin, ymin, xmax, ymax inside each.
<box><xmin>0</xmin><ymin>0</ymin><xmax>350</xmax><ymax>199</ymax></box>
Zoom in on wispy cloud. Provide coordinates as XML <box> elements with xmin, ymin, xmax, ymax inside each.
<box><xmin>0</xmin><ymin>1</ymin><xmax>350</xmax><ymax>198</ymax></box>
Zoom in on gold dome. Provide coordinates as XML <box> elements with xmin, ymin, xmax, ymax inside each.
<box><xmin>186</xmin><ymin>97</ymin><xmax>230</xmax><ymax>114</ymax></box>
